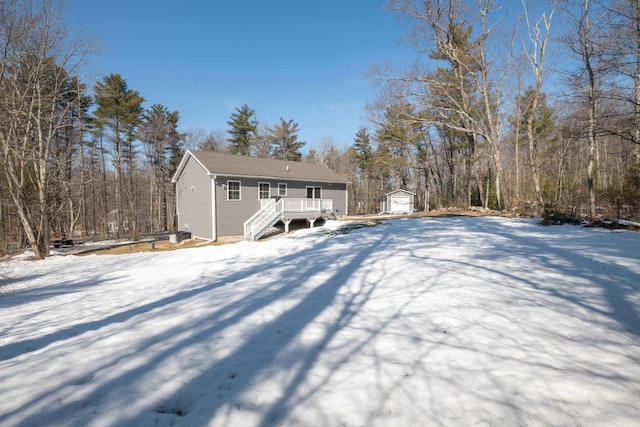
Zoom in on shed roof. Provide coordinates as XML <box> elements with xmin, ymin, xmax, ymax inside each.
<box><xmin>172</xmin><ymin>150</ymin><xmax>350</xmax><ymax>184</ymax></box>
<box><xmin>385</xmin><ymin>189</ymin><xmax>416</xmax><ymax>196</ymax></box>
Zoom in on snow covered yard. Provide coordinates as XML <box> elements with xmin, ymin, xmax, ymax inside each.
<box><xmin>0</xmin><ymin>216</ymin><xmax>639</xmax><ymax>426</ymax></box>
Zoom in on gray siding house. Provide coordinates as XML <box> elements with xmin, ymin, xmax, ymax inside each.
<box><xmin>171</xmin><ymin>150</ymin><xmax>349</xmax><ymax>241</ymax></box>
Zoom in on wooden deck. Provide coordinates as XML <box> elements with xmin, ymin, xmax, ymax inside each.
<box><xmin>244</xmin><ymin>198</ymin><xmax>334</xmax><ymax>241</ymax></box>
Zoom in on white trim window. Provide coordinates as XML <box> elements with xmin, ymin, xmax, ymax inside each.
<box><xmin>258</xmin><ymin>182</ymin><xmax>270</xmax><ymax>199</ymax></box>
<box><xmin>227</xmin><ymin>180</ymin><xmax>241</xmax><ymax>200</ymax></box>
<box><xmin>278</xmin><ymin>183</ymin><xmax>287</xmax><ymax>197</ymax></box>
<box><xmin>306</xmin><ymin>186</ymin><xmax>322</xmax><ymax>199</ymax></box>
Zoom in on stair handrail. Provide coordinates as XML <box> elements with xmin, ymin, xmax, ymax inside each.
<box><xmin>244</xmin><ymin>198</ymin><xmax>284</xmax><ymax>240</ymax></box>
<box><xmin>244</xmin><ymin>199</ymin><xmax>275</xmax><ymax>232</ymax></box>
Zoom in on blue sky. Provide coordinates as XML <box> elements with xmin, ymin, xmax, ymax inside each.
<box><xmin>66</xmin><ymin>1</ymin><xmax>416</xmax><ymax>152</ymax></box>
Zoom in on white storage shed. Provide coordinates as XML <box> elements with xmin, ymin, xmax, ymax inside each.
<box><xmin>380</xmin><ymin>189</ymin><xmax>416</xmax><ymax>214</ymax></box>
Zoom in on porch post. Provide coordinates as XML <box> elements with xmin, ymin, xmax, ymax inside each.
<box><xmin>283</xmin><ymin>217</ymin><xmax>293</xmax><ymax>233</ymax></box>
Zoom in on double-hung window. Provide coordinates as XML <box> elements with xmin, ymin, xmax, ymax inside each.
<box><xmin>258</xmin><ymin>182</ymin><xmax>270</xmax><ymax>199</ymax></box>
<box><xmin>278</xmin><ymin>183</ymin><xmax>287</xmax><ymax>197</ymax></box>
<box><xmin>227</xmin><ymin>180</ymin><xmax>240</xmax><ymax>200</ymax></box>
<box><xmin>306</xmin><ymin>186</ymin><xmax>321</xmax><ymax>199</ymax></box>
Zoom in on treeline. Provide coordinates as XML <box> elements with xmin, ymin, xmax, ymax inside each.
<box><xmin>0</xmin><ymin>0</ymin><xmax>313</xmax><ymax>260</ymax></box>
<box><xmin>0</xmin><ymin>64</ymin><xmax>184</xmax><ymax>257</ymax></box>
<box><xmin>0</xmin><ymin>0</ymin><xmax>187</xmax><ymax>258</ymax></box>
<box><xmin>2</xmin><ymin>0</ymin><xmax>640</xmax><ymax>259</ymax></box>
<box><xmin>340</xmin><ymin>0</ymin><xmax>640</xmax><ymax>218</ymax></box>
<box><xmin>201</xmin><ymin>0</ymin><xmax>640</xmax><ymax>222</ymax></box>
<box><xmin>196</xmin><ymin>104</ymin><xmax>307</xmax><ymax>161</ymax></box>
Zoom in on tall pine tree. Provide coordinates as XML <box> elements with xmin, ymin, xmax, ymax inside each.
<box><xmin>352</xmin><ymin>127</ymin><xmax>375</xmax><ymax>213</ymax></box>
<box><xmin>139</xmin><ymin>104</ymin><xmax>181</xmax><ymax>232</ymax></box>
<box><xmin>93</xmin><ymin>74</ymin><xmax>144</xmax><ymax>237</ymax></box>
<box><xmin>226</xmin><ymin>104</ymin><xmax>257</xmax><ymax>155</ymax></box>
<box><xmin>353</xmin><ymin>127</ymin><xmax>373</xmax><ymax>173</ymax></box>
<box><xmin>374</xmin><ymin>103</ymin><xmax>417</xmax><ymax>189</ymax></box>
<box><xmin>268</xmin><ymin>118</ymin><xmax>305</xmax><ymax>161</ymax></box>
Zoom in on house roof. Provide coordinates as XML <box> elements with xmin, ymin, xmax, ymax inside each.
<box><xmin>172</xmin><ymin>150</ymin><xmax>350</xmax><ymax>184</ymax></box>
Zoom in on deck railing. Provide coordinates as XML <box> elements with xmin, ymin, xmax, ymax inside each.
<box><xmin>243</xmin><ymin>198</ymin><xmax>333</xmax><ymax>241</ymax></box>
<box><xmin>282</xmin><ymin>198</ymin><xmax>332</xmax><ymax>212</ymax></box>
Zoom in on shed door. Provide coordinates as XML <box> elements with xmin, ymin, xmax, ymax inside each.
<box><xmin>391</xmin><ymin>196</ymin><xmax>411</xmax><ymax>213</ymax></box>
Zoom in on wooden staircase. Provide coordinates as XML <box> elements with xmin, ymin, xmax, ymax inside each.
<box><xmin>243</xmin><ymin>199</ymin><xmax>284</xmax><ymax>241</ymax></box>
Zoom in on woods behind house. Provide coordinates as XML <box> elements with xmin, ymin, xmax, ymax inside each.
<box><xmin>2</xmin><ymin>0</ymin><xmax>640</xmax><ymax>258</ymax></box>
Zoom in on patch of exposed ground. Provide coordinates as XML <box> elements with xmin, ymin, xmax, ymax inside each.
<box><xmin>542</xmin><ymin>211</ymin><xmax>640</xmax><ymax>231</ymax></box>
<box><xmin>80</xmin><ymin>238</ymin><xmax>218</xmax><ymax>256</ymax></box>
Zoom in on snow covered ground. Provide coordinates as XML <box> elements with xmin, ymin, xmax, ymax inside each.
<box><xmin>1</xmin><ymin>216</ymin><xmax>639</xmax><ymax>426</ymax></box>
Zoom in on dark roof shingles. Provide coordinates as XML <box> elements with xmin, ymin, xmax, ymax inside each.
<box><xmin>190</xmin><ymin>150</ymin><xmax>349</xmax><ymax>183</ymax></box>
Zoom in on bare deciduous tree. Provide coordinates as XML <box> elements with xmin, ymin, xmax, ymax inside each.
<box><xmin>387</xmin><ymin>0</ymin><xmax>511</xmax><ymax>210</ymax></box>
<box><xmin>521</xmin><ymin>1</ymin><xmax>554</xmax><ymax>212</ymax></box>
<box><xmin>562</xmin><ymin>0</ymin><xmax>611</xmax><ymax>218</ymax></box>
<box><xmin>0</xmin><ymin>0</ymin><xmax>95</xmax><ymax>259</ymax></box>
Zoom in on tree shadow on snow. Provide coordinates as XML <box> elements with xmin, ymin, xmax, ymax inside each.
<box><xmin>465</xmin><ymin>217</ymin><xmax>640</xmax><ymax>337</ymax></box>
<box><xmin>6</xmin><ymin>226</ymin><xmax>394</xmax><ymax>427</ymax></box>
<box><xmin>4</xmin><ymin>216</ymin><xmax>639</xmax><ymax>426</ymax></box>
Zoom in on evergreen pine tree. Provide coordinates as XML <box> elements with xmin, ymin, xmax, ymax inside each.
<box><xmin>353</xmin><ymin>127</ymin><xmax>373</xmax><ymax>173</ymax></box>
<box><xmin>374</xmin><ymin>103</ymin><xmax>417</xmax><ymax>189</ymax></box>
<box><xmin>226</xmin><ymin>104</ymin><xmax>258</xmax><ymax>155</ymax></box>
<box><xmin>268</xmin><ymin>118</ymin><xmax>306</xmax><ymax>161</ymax></box>
<box><xmin>93</xmin><ymin>74</ymin><xmax>144</xmax><ymax>237</ymax></box>
<box><xmin>352</xmin><ymin>127</ymin><xmax>376</xmax><ymax>213</ymax></box>
<box><xmin>139</xmin><ymin>104</ymin><xmax>182</xmax><ymax>231</ymax></box>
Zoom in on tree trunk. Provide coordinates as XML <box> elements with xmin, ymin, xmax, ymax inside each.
<box><xmin>114</xmin><ymin>128</ymin><xmax>123</xmax><ymax>238</ymax></box>
<box><xmin>587</xmin><ymin>78</ymin><xmax>597</xmax><ymax>218</ymax></box>
<box><xmin>635</xmin><ymin>0</ymin><xmax>640</xmax><ymax>160</ymax></box>
<box><xmin>584</xmin><ymin>3</ymin><xmax>598</xmax><ymax>219</ymax></box>
<box><xmin>527</xmin><ymin>103</ymin><xmax>545</xmax><ymax>211</ymax></box>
